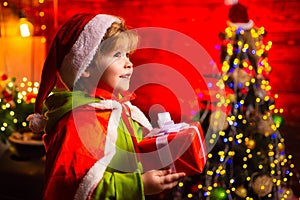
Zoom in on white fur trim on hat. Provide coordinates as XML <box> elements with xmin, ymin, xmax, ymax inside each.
<box><xmin>227</xmin><ymin>19</ymin><xmax>254</xmax><ymax>30</ymax></box>
<box><xmin>59</xmin><ymin>14</ymin><xmax>121</xmax><ymax>88</ymax></box>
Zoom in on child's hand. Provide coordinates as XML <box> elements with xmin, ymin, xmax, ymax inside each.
<box><xmin>142</xmin><ymin>168</ymin><xmax>186</xmax><ymax>195</ymax></box>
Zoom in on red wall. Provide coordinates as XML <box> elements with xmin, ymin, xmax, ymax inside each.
<box><xmin>39</xmin><ymin>0</ymin><xmax>300</xmax><ymax>126</ymax></box>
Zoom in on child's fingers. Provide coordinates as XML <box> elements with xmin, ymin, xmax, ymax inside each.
<box><xmin>163</xmin><ymin>180</ymin><xmax>179</xmax><ymax>190</ymax></box>
<box><xmin>163</xmin><ymin>172</ymin><xmax>186</xmax><ymax>184</ymax></box>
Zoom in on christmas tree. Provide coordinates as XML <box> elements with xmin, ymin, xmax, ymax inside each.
<box><xmin>0</xmin><ymin>74</ymin><xmax>39</xmax><ymax>143</ymax></box>
<box><xmin>158</xmin><ymin>2</ymin><xmax>299</xmax><ymax>200</ymax></box>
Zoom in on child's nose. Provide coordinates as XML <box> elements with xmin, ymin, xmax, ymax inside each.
<box><xmin>125</xmin><ymin>59</ymin><xmax>133</xmax><ymax>68</ymax></box>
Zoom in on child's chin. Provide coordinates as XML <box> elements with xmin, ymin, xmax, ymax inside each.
<box><xmin>115</xmin><ymin>86</ymin><xmax>130</xmax><ymax>93</ymax></box>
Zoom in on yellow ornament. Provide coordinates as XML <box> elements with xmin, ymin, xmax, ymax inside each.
<box><xmin>245</xmin><ymin>138</ymin><xmax>255</xmax><ymax>149</ymax></box>
<box><xmin>235</xmin><ymin>185</ymin><xmax>247</xmax><ymax>198</ymax></box>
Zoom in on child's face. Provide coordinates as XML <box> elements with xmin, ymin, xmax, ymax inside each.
<box><xmin>98</xmin><ymin>49</ymin><xmax>133</xmax><ymax>93</ymax></box>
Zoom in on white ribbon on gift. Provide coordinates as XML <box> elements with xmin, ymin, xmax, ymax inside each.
<box><xmin>189</xmin><ymin>125</ymin><xmax>207</xmax><ymax>164</ymax></box>
<box><xmin>156</xmin><ymin>134</ymin><xmax>177</xmax><ymax>173</ymax></box>
<box><xmin>155</xmin><ymin>124</ymin><xmax>207</xmax><ymax>173</ymax></box>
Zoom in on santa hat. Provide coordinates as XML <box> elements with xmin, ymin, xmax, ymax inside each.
<box><xmin>27</xmin><ymin>13</ymin><xmax>121</xmax><ymax>133</ymax></box>
<box><xmin>226</xmin><ymin>1</ymin><xmax>254</xmax><ymax>30</ymax></box>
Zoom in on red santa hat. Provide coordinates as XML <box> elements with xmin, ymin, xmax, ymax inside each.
<box><xmin>226</xmin><ymin>0</ymin><xmax>254</xmax><ymax>30</ymax></box>
<box><xmin>27</xmin><ymin>13</ymin><xmax>121</xmax><ymax>133</ymax></box>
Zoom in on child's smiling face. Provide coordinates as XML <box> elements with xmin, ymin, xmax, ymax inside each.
<box><xmin>77</xmin><ymin>30</ymin><xmax>138</xmax><ymax>93</ymax></box>
<box><xmin>99</xmin><ymin>49</ymin><xmax>133</xmax><ymax>93</ymax></box>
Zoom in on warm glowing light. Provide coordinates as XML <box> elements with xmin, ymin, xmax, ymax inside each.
<box><xmin>8</xmin><ymin>82</ymin><xmax>14</xmax><ymax>87</ymax></box>
<box><xmin>279</xmin><ymin>108</ymin><xmax>284</xmax><ymax>113</ymax></box>
<box><xmin>207</xmin><ymin>171</ymin><xmax>213</xmax><ymax>176</ymax></box>
<box><xmin>41</xmin><ymin>25</ymin><xmax>47</xmax><ymax>30</ymax></box>
<box><xmin>178</xmin><ymin>182</ymin><xmax>183</xmax><ymax>187</ymax></box>
<box><xmin>19</xmin><ymin>18</ymin><xmax>33</xmax><ymax>37</ymax></box>
<box><xmin>290</xmin><ymin>164</ymin><xmax>294</xmax><ymax>168</ymax></box>
<box><xmin>41</xmin><ymin>37</ymin><xmax>47</xmax><ymax>43</ymax></box>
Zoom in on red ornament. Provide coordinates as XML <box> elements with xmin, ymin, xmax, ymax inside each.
<box><xmin>25</xmin><ymin>93</ymin><xmax>37</xmax><ymax>104</ymax></box>
<box><xmin>2</xmin><ymin>88</ymin><xmax>13</xmax><ymax>102</ymax></box>
<box><xmin>1</xmin><ymin>74</ymin><xmax>8</xmax><ymax>81</ymax></box>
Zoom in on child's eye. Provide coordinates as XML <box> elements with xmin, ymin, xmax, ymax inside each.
<box><xmin>126</xmin><ymin>53</ymin><xmax>130</xmax><ymax>58</ymax></box>
<box><xmin>113</xmin><ymin>52</ymin><xmax>122</xmax><ymax>57</ymax></box>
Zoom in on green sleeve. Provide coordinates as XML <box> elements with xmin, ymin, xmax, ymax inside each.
<box><xmin>92</xmin><ymin>114</ymin><xmax>146</xmax><ymax>200</ymax></box>
<box><xmin>92</xmin><ymin>166</ymin><xmax>145</xmax><ymax>200</ymax></box>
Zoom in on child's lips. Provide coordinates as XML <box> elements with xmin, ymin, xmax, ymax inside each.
<box><xmin>119</xmin><ymin>73</ymin><xmax>131</xmax><ymax>79</ymax></box>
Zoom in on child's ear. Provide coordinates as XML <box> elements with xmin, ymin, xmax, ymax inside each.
<box><xmin>81</xmin><ymin>71</ymin><xmax>90</xmax><ymax>78</ymax></box>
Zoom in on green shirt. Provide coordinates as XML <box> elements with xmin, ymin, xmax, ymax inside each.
<box><xmin>92</xmin><ymin>116</ymin><xmax>145</xmax><ymax>200</ymax></box>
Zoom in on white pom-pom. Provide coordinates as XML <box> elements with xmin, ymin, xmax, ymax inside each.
<box><xmin>26</xmin><ymin>113</ymin><xmax>46</xmax><ymax>133</ymax></box>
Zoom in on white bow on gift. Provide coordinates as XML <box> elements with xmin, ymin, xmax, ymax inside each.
<box><xmin>145</xmin><ymin>112</ymin><xmax>190</xmax><ymax>138</ymax></box>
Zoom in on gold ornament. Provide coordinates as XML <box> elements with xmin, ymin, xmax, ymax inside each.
<box><xmin>245</xmin><ymin>138</ymin><xmax>256</xmax><ymax>149</ymax></box>
<box><xmin>227</xmin><ymin>93</ymin><xmax>236</xmax><ymax>102</ymax></box>
<box><xmin>250</xmin><ymin>174</ymin><xmax>273</xmax><ymax>197</ymax></box>
<box><xmin>210</xmin><ymin>111</ymin><xmax>228</xmax><ymax>132</ymax></box>
<box><xmin>278</xmin><ymin>143</ymin><xmax>285</xmax><ymax>152</ymax></box>
<box><xmin>249</xmin><ymin>113</ymin><xmax>275</xmax><ymax>136</ymax></box>
<box><xmin>278</xmin><ymin>187</ymin><xmax>294</xmax><ymax>200</ymax></box>
<box><xmin>235</xmin><ymin>185</ymin><xmax>247</xmax><ymax>198</ymax></box>
<box><xmin>231</xmin><ymin>68</ymin><xmax>251</xmax><ymax>85</ymax></box>
<box><xmin>256</xmin><ymin>116</ymin><xmax>274</xmax><ymax>136</ymax></box>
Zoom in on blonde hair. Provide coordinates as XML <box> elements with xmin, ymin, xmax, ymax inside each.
<box><xmin>74</xmin><ymin>21</ymin><xmax>138</xmax><ymax>92</ymax></box>
<box><xmin>87</xmin><ymin>21</ymin><xmax>139</xmax><ymax>66</ymax></box>
<box><xmin>99</xmin><ymin>22</ymin><xmax>139</xmax><ymax>55</ymax></box>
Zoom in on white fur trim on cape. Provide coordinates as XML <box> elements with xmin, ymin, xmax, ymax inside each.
<box><xmin>74</xmin><ymin>100</ymin><xmax>122</xmax><ymax>200</ymax></box>
<box><xmin>124</xmin><ymin>101</ymin><xmax>153</xmax><ymax>131</ymax></box>
<box><xmin>74</xmin><ymin>99</ymin><xmax>152</xmax><ymax>199</ymax></box>
<box><xmin>227</xmin><ymin>19</ymin><xmax>254</xmax><ymax>30</ymax></box>
<box><xmin>60</xmin><ymin>14</ymin><xmax>121</xmax><ymax>88</ymax></box>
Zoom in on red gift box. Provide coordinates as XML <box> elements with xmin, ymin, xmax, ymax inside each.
<box><xmin>138</xmin><ymin>122</ymin><xmax>207</xmax><ymax>176</ymax></box>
